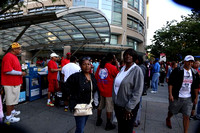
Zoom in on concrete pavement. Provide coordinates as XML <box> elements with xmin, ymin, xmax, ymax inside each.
<box><xmin>5</xmin><ymin>82</ymin><xmax>200</xmax><ymax>133</ymax></box>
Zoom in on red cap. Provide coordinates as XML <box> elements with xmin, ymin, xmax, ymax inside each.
<box><xmin>66</xmin><ymin>52</ymin><xmax>71</xmax><ymax>55</ymax></box>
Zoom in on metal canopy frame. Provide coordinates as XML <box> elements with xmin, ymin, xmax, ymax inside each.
<box><xmin>0</xmin><ymin>7</ymin><xmax>111</xmax><ymax>51</ymax></box>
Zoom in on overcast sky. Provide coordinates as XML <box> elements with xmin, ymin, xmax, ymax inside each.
<box><xmin>147</xmin><ymin>0</ymin><xmax>192</xmax><ymax>45</ymax></box>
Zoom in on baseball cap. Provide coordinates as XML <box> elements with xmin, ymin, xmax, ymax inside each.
<box><xmin>11</xmin><ymin>42</ymin><xmax>21</xmax><ymax>49</ymax></box>
<box><xmin>184</xmin><ymin>55</ymin><xmax>194</xmax><ymax>61</ymax></box>
<box><xmin>50</xmin><ymin>53</ymin><xmax>59</xmax><ymax>58</ymax></box>
<box><xmin>66</xmin><ymin>52</ymin><xmax>71</xmax><ymax>55</ymax></box>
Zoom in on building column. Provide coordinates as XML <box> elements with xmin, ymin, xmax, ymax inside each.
<box><xmin>21</xmin><ymin>51</ymin><xmax>32</xmax><ymax>63</ymax></box>
<box><xmin>63</xmin><ymin>46</ymin><xmax>71</xmax><ymax>57</ymax></box>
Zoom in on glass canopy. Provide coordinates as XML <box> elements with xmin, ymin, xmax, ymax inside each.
<box><xmin>0</xmin><ymin>7</ymin><xmax>111</xmax><ymax>51</ymax></box>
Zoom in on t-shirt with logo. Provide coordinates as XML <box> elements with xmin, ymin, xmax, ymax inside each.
<box><xmin>1</xmin><ymin>52</ymin><xmax>23</xmax><ymax>86</ymax></box>
<box><xmin>179</xmin><ymin>69</ymin><xmax>193</xmax><ymax>98</ymax></box>
<box><xmin>48</xmin><ymin>60</ymin><xmax>58</xmax><ymax>80</ymax></box>
<box><xmin>95</xmin><ymin>63</ymin><xmax>119</xmax><ymax>97</ymax></box>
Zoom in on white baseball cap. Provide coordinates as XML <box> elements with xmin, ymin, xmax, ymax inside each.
<box><xmin>50</xmin><ymin>53</ymin><xmax>59</xmax><ymax>58</ymax></box>
<box><xmin>184</xmin><ymin>55</ymin><xmax>194</xmax><ymax>61</ymax></box>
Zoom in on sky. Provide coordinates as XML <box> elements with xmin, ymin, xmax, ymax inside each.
<box><xmin>147</xmin><ymin>0</ymin><xmax>192</xmax><ymax>46</ymax></box>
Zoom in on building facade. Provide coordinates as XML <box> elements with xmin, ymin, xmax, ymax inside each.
<box><xmin>73</xmin><ymin>0</ymin><xmax>147</xmax><ymax>55</ymax></box>
<box><xmin>0</xmin><ymin>0</ymin><xmax>147</xmax><ymax>60</ymax></box>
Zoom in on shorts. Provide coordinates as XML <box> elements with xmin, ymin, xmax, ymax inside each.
<box><xmin>4</xmin><ymin>85</ymin><xmax>21</xmax><ymax>106</ymax></box>
<box><xmin>98</xmin><ymin>96</ymin><xmax>114</xmax><ymax>112</ymax></box>
<box><xmin>48</xmin><ymin>79</ymin><xmax>58</xmax><ymax>93</ymax></box>
<box><xmin>168</xmin><ymin>97</ymin><xmax>193</xmax><ymax>116</ymax></box>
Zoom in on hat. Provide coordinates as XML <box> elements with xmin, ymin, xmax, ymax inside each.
<box><xmin>11</xmin><ymin>42</ymin><xmax>21</xmax><ymax>49</ymax></box>
<box><xmin>50</xmin><ymin>53</ymin><xmax>59</xmax><ymax>58</ymax></box>
<box><xmin>66</xmin><ymin>52</ymin><xmax>71</xmax><ymax>55</ymax></box>
<box><xmin>184</xmin><ymin>55</ymin><xmax>194</xmax><ymax>61</ymax></box>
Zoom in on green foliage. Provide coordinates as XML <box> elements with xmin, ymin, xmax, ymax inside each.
<box><xmin>147</xmin><ymin>10</ymin><xmax>200</xmax><ymax>61</ymax></box>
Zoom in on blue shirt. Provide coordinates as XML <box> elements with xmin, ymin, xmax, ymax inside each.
<box><xmin>152</xmin><ymin>62</ymin><xmax>160</xmax><ymax>73</ymax></box>
<box><xmin>166</xmin><ymin>67</ymin><xmax>173</xmax><ymax>78</ymax></box>
<box><xmin>92</xmin><ymin>62</ymin><xmax>99</xmax><ymax>73</ymax></box>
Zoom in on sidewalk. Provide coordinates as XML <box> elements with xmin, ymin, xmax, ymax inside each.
<box><xmin>8</xmin><ymin>82</ymin><xmax>200</xmax><ymax>133</ymax></box>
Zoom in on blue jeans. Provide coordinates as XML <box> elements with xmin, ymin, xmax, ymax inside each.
<box><xmin>74</xmin><ymin>116</ymin><xmax>89</xmax><ymax>133</ymax></box>
<box><xmin>196</xmin><ymin>93</ymin><xmax>200</xmax><ymax>118</ymax></box>
<box><xmin>151</xmin><ymin>73</ymin><xmax>160</xmax><ymax>91</ymax></box>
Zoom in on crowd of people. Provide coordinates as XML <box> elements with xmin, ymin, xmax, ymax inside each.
<box><xmin>0</xmin><ymin>42</ymin><xmax>200</xmax><ymax>133</ymax></box>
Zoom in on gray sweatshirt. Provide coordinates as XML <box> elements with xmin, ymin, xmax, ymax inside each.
<box><xmin>112</xmin><ymin>65</ymin><xmax>144</xmax><ymax>112</ymax></box>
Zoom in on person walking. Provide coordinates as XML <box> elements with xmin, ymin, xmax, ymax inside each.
<box><xmin>191</xmin><ymin>60</ymin><xmax>200</xmax><ymax>119</ymax></box>
<box><xmin>195</xmin><ymin>60</ymin><xmax>200</xmax><ymax>120</ymax></box>
<box><xmin>61</xmin><ymin>56</ymin><xmax>81</xmax><ymax>112</ymax></box>
<box><xmin>151</xmin><ymin>58</ymin><xmax>160</xmax><ymax>93</ymax></box>
<box><xmin>1</xmin><ymin>42</ymin><xmax>26</xmax><ymax>123</ymax></box>
<box><xmin>159</xmin><ymin>63</ymin><xmax>166</xmax><ymax>86</ymax></box>
<box><xmin>134</xmin><ymin>55</ymin><xmax>146</xmax><ymax>127</ymax></box>
<box><xmin>47</xmin><ymin>53</ymin><xmax>61</xmax><ymax>107</ymax></box>
<box><xmin>61</xmin><ymin>52</ymin><xmax>71</xmax><ymax>67</ymax></box>
<box><xmin>166</xmin><ymin>55</ymin><xmax>199</xmax><ymax>133</ymax></box>
<box><xmin>95</xmin><ymin>53</ymin><xmax>119</xmax><ymax>130</ymax></box>
<box><xmin>166</xmin><ymin>61</ymin><xmax>178</xmax><ymax>83</ymax></box>
<box><xmin>113</xmin><ymin>48</ymin><xmax>144</xmax><ymax>133</ymax></box>
<box><xmin>66</xmin><ymin>57</ymin><xmax>98</xmax><ymax>133</ymax></box>
<box><xmin>92</xmin><ymin>59</ymin><xmax>99</xmax><ymax>74</ymax></box>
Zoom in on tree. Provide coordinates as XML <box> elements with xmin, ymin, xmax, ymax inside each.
<box><xmin>0</xmin><ymin>0</ymin><xmax>58</xmax><ymax>15</ymax></box>
<box><xmin>147</xmin><ymin>10</ymin><xmax>200</xmax><ymax>61</ymax></box>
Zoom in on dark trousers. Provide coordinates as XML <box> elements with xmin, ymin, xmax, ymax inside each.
<box><xmin>114</xmin><ymin>103</ymin><xmax>139</xmax><ymax>133</ymax></box>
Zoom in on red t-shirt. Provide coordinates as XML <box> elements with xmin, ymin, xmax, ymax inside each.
<box><xmin>61</xmin><ymin>58</ymin><xmax>70</xmax><ymax>67</ymax></box>
<box><xmin>1</xmin><ymin>52</ymin><xmax>23</xmax><ymax>86</ymax></box>
<box><xmin>48</xmin><ymin>60</ymin><xmax>58</xmax><ymax>80</ymax></box>
<box><xmin>95</xmin><ymin>63</ymin><xmax>119</xmax><ymax>97</ymax></box>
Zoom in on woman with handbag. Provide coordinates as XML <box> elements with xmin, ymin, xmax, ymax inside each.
<box><xmin>66</xmin><ymin>57</ymin><xmax>98</xmax><ymax>133</ymax></box>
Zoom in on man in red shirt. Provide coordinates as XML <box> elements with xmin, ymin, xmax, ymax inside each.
<box><xmin>95</xmin><ymin>53</ymin><xmax>119</xmax><ymax>130</ymax></box>
<box><xmin>61</xmin><ymin>52</ymin><xmax>71</xmax><ymax>67</ymax></box>
<box><xmin>47</xmin><ymin>53</ymin><xmax>61</xmax><ymax>107</ymax></box>
<box><xmin>1</xmin><ymin>42</ymin><xmax>26</xmax><ymax>123</ymax></box>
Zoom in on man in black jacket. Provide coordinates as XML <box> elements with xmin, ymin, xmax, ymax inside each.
<box><xmin>166</xmin><ymin>55</ymin><xmax>199</xmax><ymax>133</ymax></box>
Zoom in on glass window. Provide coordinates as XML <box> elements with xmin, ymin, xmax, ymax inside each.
<box><xmin>127</xmin><ymin>38</ymin><xmax>138</xmax><ymax>51</ymax></box>
<box><xmin>134</xmin><ymin>0</ymin><xmax>139</xmax><ymax>10</ymax></box>
<box><xmin>139</xmin><ymin>0</ymin><xmax>144</xmax><ymax>16</ymax></box>
<box><xmin>112</xmin><ymin>0</ymin><xmax>122</xmax><ymax>25</ymax></box>
<box><xmin>128</xmin><ymin>0</ymin><xmax>134</xmax><ymax>7</ymax></box>
<box><xmin>127</xmin><ymin>15</ymin><xmax>144</xmax><ymax>34</ymax></box>
<box><xmin>87</xmin><ymin>0</ymin><xmax>98</xmax><ymax>8</ymax></box>
<box><xmin>73</xmin><ymin>0</ymin><xmax>85</xmax><ymax>6</ymax></box>
<box><xmin>110</xmin><ymin>34</ymin><xmax>118</xmax><ymax>45</ymax></box>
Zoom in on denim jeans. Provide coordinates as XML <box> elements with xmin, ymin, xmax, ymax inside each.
<box><xmin>135</xmin><ymin>97</ymin><xmax>142</xmax><ymax>124</ymax></box>
<box><xmin>151</xmin><ymin>72</ymin><xmax>160</xmax><ymax>91</ymax></box>
<box><xmin>196</xmin><ymin>93</ymin><xmax>200</xmax><ymax>118</ymax></box>
<box><xmin>74</xmin><ymin>116</ymin><xmax>89</xmax><ymax>133</ymax></box>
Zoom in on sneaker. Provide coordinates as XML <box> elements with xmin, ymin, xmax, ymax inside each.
<box><xmin>166</xmin><ymin>118</ymin><xmax>172</xmax><ymax>129</ymax></box>
<box><xmin>151</xmin><ymin>91</ymin><xmax>155</xmax><ymax>93</ymax></box>
<box><xmin>96</xmin><ymin>118</ymin><xmax>103</xmax><ymax>126</ymax></box>
<box><xmin>5</xmin><ymin>116</ymin><xmax>20</xmax><ymax>123</ymax></box>
<box><xmin>105</xmin><ymin>122</ymin><xmax>116</xmax><ymax>131</ymax></box>
<box><xmin>64</xmin><ymin>107</ymin><xmax>68</xmax><ymax>112</ymax></box>
<box><xmin>47</xmin><ymin>101</ymin><xmax>54</xmax><ymax>107</ymax></box>
<box><xmin>12</xmin><ymin>110</ymin><xmax>21</xmax><ymax>116</ymax></box>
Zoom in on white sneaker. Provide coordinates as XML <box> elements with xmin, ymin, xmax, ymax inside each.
<box><xmin>5</xmin><ymin>116</ymin><xmax>20</xmax><ymax>123</ymax></box>
<box><xmin>151</xmin><ymin>91</ymin><xmax>156</xmax><ymax>93</ymax></box>
<box><xmin>12</xmin><ymin>110</ymin><xmax>21</xmax><ymax>116</ymax></box>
